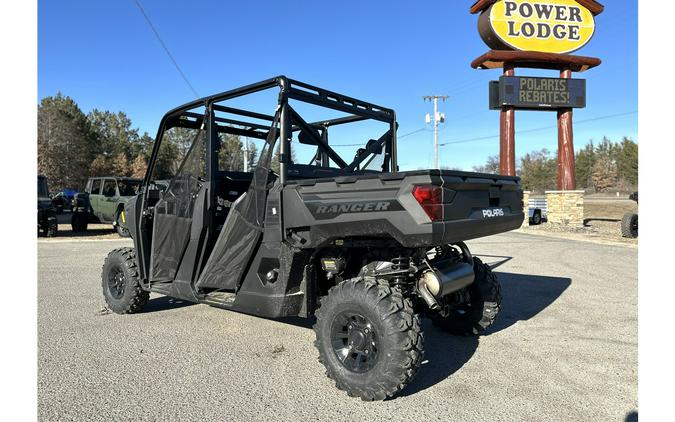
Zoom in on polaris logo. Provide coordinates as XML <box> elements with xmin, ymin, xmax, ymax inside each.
<box><xmin>482</xmin><ymin>208</ymin><xmax>505</xmax><ymax>218</ymax></box>
<box><xmin>309</xmin><ymin>200</ymin><xmax>404</xmax><ymax>220</ymax></box>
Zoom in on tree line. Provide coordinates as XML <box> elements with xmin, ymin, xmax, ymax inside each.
<box><xmin>37</xmin><ymin>93</ymin><xmax>256</xmax><ymax>192</ymax></box>
<box><xmin>472</xmin><ymin>137</ymin><xmax>638</xmax><ymax>193</ymax></box>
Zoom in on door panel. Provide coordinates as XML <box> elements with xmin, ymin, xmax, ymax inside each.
<box><xmin>195</xmin><ymin>113</ymin><xmax>279</xmax><ymax>291</ymax></box>
<box><xmin>149</xmin><ymin>129</ymin><xmax>207</xmax><ymax>283</ymax></box>
<box><xmin>101</xmin><ymin>179</ymin><xmax>117</xmax><ymax>222</ymax></box>
<box><xmin>89</xmin><ymin>179</ymin><xmax>102</xmax><ymax>220</ymax></box>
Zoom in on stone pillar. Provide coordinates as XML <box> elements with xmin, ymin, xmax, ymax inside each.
<box><xmin>522</xmin><ymin>190</ymin><xmax>531</xmax><ymax>227</ymax></box>
<box><xmin>545</xmin><ymin>190</ymin><xmax>584</xmax><ymax>227</ymax></box>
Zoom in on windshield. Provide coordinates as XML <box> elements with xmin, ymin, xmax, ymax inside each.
<box><xmin>118</xmin><ymin>180</ymin><xmax>141</xmax><ymax>196</ymax></box>
<box><xmin>38</xmin><ymin>177</ymin><xmax>49</xmax><ymax>197</ymax></box>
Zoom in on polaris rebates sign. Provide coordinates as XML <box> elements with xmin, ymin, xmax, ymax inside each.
<box><xmin>478</xmin><ymin>0</ymin><xmax>596</xmax><ymax>54</ymax></box>
<box><xmin>490</xmin><ymin>76</ymin><xmax>586</xmax><ymax>110</ymax></box>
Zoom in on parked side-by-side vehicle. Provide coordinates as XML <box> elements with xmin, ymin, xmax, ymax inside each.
<box><xmin>100</xmin><ymin>77</ymin><xmax>524</xmax><ymax>400</ymax></box>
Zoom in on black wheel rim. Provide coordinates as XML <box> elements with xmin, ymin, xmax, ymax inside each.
<box><xmin>330</xmin><ymin>311</ymin><xmax>379</xmax><ymax>373</ymax></box>
<box><xmin>107</xmin><ymin>266</ymin><xmax>125</xmax><ymax>299</ymax></box>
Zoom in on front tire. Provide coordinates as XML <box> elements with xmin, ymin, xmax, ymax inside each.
<box><xmin>621</xmin><ymin>213</ymin><xmax>638</xmax><ymax>238</ymax></box>
<box><xmin>101</xmin><ymin>247</ymin><xmax>149</xmax><ymax>314</ymax></box>
<box><xmin>46</xmin><ymin>218</ymin><xmax>58</xmax><ymax>237</ymax></box>
<box><xmin>71</xmin><ymin>212</ymin><xmax>88</xmax><ymax>232</ymax></box>
<box><xmin>431</xmin><ymin>257</ymin><xmax>501</xmax><ymax>336</ymax></box>
<box><xmin>314</xmin><ymin>277</ymin><xmax>423</xmax><ymax>401</ymax></box>
<box><xmin>115</xmin><ymin>211</ymin><xmax>131</xmax><ymax>238</ymax></box>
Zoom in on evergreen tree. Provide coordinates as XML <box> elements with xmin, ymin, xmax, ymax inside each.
<box><xmin>87</xmin><ymin>110</ymin><xmax>140</xmax><ymax>161</ymax></box>
<box><xmin>519</xmin><ymin>149</ymin><xmax>557</xmax><ymax>193</ymax></box>
<box><xmin>575</xmin><ymin>140</ymin><xmax>595</xmax><ymax>189</ymax></box>
<box><xmin>616</xmin><ymin>137</ymin><xmax>638</xmax><ymax>187</ymax></box>
<box><xmin>38</xmin><ymin>93</ymin><xmax>97</xmax><ymax>190</ymax></box>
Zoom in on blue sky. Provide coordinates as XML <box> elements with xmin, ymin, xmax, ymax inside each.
<box><xmin>38</xmin><ymin>0</ymin><xmax>637</xmax><ymax>171</ymax></box>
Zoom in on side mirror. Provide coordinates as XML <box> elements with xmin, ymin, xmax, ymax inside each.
<box><xmin>366</xmin><ymin>139</ymin><xmax>383</xmax><ymax>154</ymax></box>
<box><xmin>298</xmin><ymin>131</ymin><xmax>317</xmax><ymax>145</ymax></box>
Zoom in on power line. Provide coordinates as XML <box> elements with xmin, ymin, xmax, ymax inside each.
<box><xmin>438</xmin><ymin>111</ymin><xmax>637</xmax><ymax>147</ymax></box>
<box><xmin>399</xmin><ymin>127</ymin><xmax>427</xmax><ymax>139</ymax></box>
<box><xmin>329</xmin><ymin>127</ymin><xmax>428</xmax><ymax>147</ymax></box>
<box><xmin>132</xmin><ymin>0</ymin><xmax>200</xmax><ymax>99</ymax></box>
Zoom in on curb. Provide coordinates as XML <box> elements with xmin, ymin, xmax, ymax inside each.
<box><xmin>513</xmin><ymin>228</ymin><xmax>638</xmax><ymax>248</ymax></box>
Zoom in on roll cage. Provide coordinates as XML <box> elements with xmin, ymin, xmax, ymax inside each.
<box><xmin>142</xmin><ymin>76</ymin><xmax>399</xmax><ymax>191</ymax></box>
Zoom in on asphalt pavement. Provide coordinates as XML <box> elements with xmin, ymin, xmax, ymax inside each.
<box><xmin>37</xmin><ymin>232</ymin><xmax>637</xmax><ymax>421</ymax></box>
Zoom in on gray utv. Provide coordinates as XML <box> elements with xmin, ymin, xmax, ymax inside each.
<box><xmin>101</xmin><ymin>77</ymin><xmax>523</xmax><ymax>400</ymax></box>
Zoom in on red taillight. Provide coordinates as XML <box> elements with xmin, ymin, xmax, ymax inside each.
<box><xmin>412</xmin><ymin>185</ymin><xmax>443</xmax><ymax>221</ymax></box>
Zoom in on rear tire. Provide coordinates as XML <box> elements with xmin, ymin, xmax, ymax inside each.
<box><xmin>71</xmin><ymin>212</ymin><xmax>88</xmax><ymax>232</ymax></box>
<box><xmin>115</xmin><ymin>211</ymin><xmax>131</xmax><ymax>238</ymax></box>
<box><xmin>101</xmin><ymin>247</ymin><xmax>149</xmax><ymax>314</ymax></box>
<box><xmin>431</xmin><ymin>257</ymin><xmax>501</xmax><ymax>336</ymax></box>
<box><xmin>621</xmin><ymin>213</ymin><xmax>638</xmax><ymax>238</ymax></box>
<box><xmin>313</xmin><ymin>277</ymin><xmax>423</xmax><ymax>401</ymax></box>
<box><xmin>531</xmin><ymin>211</ymin><xmax>542</xmax><ymax>225</ymax></box>
<box><xmin>46</xmin><ymin>219</ymin><xmax>58</xmax><ymax>237</ymax></box>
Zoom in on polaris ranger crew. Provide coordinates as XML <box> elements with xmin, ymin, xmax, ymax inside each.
<box><xmin>101</xmin><ymin>77</ymin><xmax>523</xmax><ymax>400</ymax></box>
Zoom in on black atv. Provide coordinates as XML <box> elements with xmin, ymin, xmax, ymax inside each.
<box><xmin>38</xmin><ymin>175</ymin><xmax>58</xmax><ymax>237</ymax></box>
<box><xmin>101</xmin><ymin>77</ymin><xmax>523</xmax><ymax>400</ymax></box>
<box><xmin>621</xmin><ymin>191</ymin><xmax>638</xmax><ymax>238</ymax></box>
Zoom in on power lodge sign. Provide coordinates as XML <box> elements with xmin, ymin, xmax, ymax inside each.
<box><xmin>478</xmin><ymin>0</ymin><xmax>596</xmax><ymax>54</ymax></box>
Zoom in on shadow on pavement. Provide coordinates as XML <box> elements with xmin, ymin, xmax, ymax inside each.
<box><xmin>143</xmin><ymin>296</ymin><xmax>196</xmax><ymax>312</ymax></box>
<box><xmin>133</xmin><ymin>266</ymin><xmax>571</xmax><ymax>399</ymax></box>
<box><xmin>54</xmin><ymin>212</ymin><xmax>120</xmax><ymax>238</ymax></box>
<box><xmin>400</xmin><ymin>271</ymin><xmax>571</xmax><ymax>397</ymax></box>
<box><xmin>477</xmin><ymin>254</ymin><xmax>513</xmax><ymax>270</ymax></box>
<box><xmin>625</xmin><ymin>411</ymin><xmax>638</xmax><ymax>422</ymax></box>
<box><xmin>55</xmin><ymin>227</ymin><xmax>117</xmax><ymax>238</ymax></box>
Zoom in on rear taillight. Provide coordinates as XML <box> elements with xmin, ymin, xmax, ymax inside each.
<box><xmin>412</xmin><ymin>185</ymin><xmax>443</xmax><ymax>221</ymax></box>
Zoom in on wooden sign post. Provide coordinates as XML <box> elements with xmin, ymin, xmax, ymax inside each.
<box><xmin>470</xmin><ymin>0</ymin><xmax>604</xmax><ymax>191</ymax></box>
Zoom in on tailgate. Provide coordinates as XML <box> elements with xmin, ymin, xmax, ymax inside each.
<box><xmin>400</xmin><ymin>170</ymin><xmax>524</xmax><ymax>243</ymax></box>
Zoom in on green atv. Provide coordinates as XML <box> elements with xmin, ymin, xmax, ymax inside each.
<box><xmin>71</xmin><ymin>177</ymin><xmax>141</xmax><ymax>237</ymax></box>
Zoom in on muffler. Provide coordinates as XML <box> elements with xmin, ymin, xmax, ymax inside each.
<box><xmin>418</xmin><ymin>243</ymin><xmax>475</xmax><ymax>309</ymax></box>
<box><xmin>419</xmin><ymin>260</ymin><xmax>475</xmax><ymax>298</ymax></box>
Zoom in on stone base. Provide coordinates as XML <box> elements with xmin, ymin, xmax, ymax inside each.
<box><xmin>545</xmin><ymin>190</ymin><xmax>584</xmax><ymax>227</ymax></box>
<box><xmin>522</xmin><ymin>190</ymin><xmax>531</xmax><ymax>227</ymax></box>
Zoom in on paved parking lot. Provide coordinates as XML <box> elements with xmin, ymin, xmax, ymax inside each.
<box><xmin>38</xmin><ymin>232</ymin><xmax>637</xmax><ymax>421</ymax></box>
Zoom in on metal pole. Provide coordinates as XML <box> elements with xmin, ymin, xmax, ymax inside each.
<box><xmin>499</xmin><ymin>63</ymin><xmax>516</xmax><ymax>176</ymax></box>
<box><xmin>557</xmin><ymin>68</ymin><xmax>576</xmax><ymax>190</ymax></box>
<box><xmin>243</xmin><ymin>137</ymin><xmax>249</xmax><ymax>172</ymax></box>
<box><xmin>433</xmin><ymin>97</ymin><xmax>439</xmax><ymax>169</ymax></box>
<box><xmin>423</xmin><ymin>95</ymin><xmax>448</xmax><ymax>170</ymax></box>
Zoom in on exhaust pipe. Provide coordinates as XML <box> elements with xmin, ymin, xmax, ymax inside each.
<box><xmin>418</xmin><ymin>243</ymin><xmax>475</xmax><ymax>309</ymax></box>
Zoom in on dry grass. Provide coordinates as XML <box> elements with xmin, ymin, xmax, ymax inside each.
<box><xmin>584</xmin><ymin>199</ymin><xmax>638</xmax><ymax>220</ymax></box>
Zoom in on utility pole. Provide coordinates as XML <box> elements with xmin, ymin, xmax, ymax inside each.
<box><xmin>423</xmin><ymin>95</ymin><xmax>448</xmax><ymax>169</ymax></box>
<box><xmin>243</xmin><ymin>137</ymin><xmax>249</xmax><ymax>173</ymax></box>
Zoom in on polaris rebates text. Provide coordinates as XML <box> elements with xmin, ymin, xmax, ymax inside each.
<box><xmin>482</xmin><ymin>208</ymin><xmax>505</xmax><ymax>218</ymax></box>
